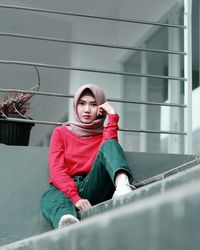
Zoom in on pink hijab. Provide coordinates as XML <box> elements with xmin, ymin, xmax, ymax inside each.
<box><xmin>63</xmin><ymin>84</ymin><xmax>106</xmax><ymax>137</ymax></box>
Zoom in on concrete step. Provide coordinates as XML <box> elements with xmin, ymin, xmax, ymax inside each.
<box><xmin>1</xmin><ymin>143</ymin><xmax>198</xmax><ymax>247</ymax></box>
<box><xmin>1</xmin><ymin>177</ymin><xmax>200</xmax><ymax>250</ymax></box>
<box><xmin>0</xmin><ymin>161</ymin><xmax>200</xmax><ymax>250</ymax></box>
<box><xmin>80</xmin><ymin>161</ymin><xmax>200</xmax><ymax>220</ymax></box>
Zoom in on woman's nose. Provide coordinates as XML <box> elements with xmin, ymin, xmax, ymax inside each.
<box><xmin>84</xmin><ymin>104</ymin><xmax>90</xmax><ymax>112</ymax></box>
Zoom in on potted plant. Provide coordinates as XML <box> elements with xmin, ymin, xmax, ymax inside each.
<box><xmin>0</xmin><ymin>66</ymin><xmax>40</xmax><ymax>146</ymax></box>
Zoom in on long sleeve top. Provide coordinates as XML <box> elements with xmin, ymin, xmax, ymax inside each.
<box><xmin>49</xmin><ymin>114</ymin><xmax>119</xmax><ymax>204</ymax></box>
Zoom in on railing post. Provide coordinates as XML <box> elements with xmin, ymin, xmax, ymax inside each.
<box><xmin>184</xmin><ymin>0</ymin><xmax>193</xmax><ymax>154</ymax></box>
<box><xmin>140</xmin><ymin>48</ymin><xmax>148</xmax><ymax>152</ymax></box>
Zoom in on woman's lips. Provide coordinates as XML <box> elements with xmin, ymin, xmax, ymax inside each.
<box><xmin>83</xmin><ymin>115</ymin><xmax>91</xmax><ymax>119</ymax></box>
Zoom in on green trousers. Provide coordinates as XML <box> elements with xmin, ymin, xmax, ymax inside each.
<box><xmin>40</xmin><ymin>139</ymin><xmax>133</xmax><ymax>228</ymax></box>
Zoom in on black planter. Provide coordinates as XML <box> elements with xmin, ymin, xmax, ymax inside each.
<box><xmin>0</xmin><ymin>117</ymin><xmax>35</xmax><ymax>146</ymax></box>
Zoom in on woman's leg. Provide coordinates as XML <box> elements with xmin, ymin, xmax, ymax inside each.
<box><xmin>78</xmin><ymin>139</ymin><xmax>133</xmax><ymax>205</ymax></box>
<box><xmin>40</xmin><ymin>185</ymin><xmax>78</xmax><ymax>228</ymax></box>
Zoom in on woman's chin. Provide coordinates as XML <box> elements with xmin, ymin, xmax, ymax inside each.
<box><xmin>81</xmin><ymin>119</ymin><xmax>93</xmax><ymax>124</ymax></box>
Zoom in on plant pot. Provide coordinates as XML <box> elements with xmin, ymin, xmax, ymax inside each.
<box><xmin>0</xmin><ymin>116</ymin><xmax>35</xmax><ymax>146</ymax></box>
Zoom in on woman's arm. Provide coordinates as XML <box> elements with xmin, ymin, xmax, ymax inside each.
<box><xmin>49</xmin><ymin>127</ymin><xmax>81</xmax><ymax>204</ymax></box>
<box><xmin>98</xmin><ymin>102</ymin><xmax>119</xmax><ymax>142</ymax></box>
<box><xmin>49</xmin><ymin>127</ymin><xmax>92</xmax><ymax>210</ymax></box>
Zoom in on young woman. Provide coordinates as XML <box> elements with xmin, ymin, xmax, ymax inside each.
<box><xmin>40</xmin><ymin>84</ymin><xmax>134</xmax><ymax>228</ymax></box>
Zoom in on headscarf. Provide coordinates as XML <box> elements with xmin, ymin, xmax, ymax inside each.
<box><xmin>63</xmin><ymin>84</ymin><xmax>106</xmax><ymax>137</ymax></box>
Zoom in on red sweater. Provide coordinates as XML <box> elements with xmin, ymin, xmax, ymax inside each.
<box><xmin>49</xmin><ymin>114</ymin><xmax>119</xmax><ymax>204</ymax></box>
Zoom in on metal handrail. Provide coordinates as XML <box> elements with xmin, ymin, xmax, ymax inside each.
<box><xmin>184</xmin><ymin>0</ymin><xmax>193</xmax><ymax>153</ymax></box>
<box><xmin>0</xmin><ymin>117</ymin><xmax>187</xmax><ymax>135</ymax></box>
<box><xmin>0</xmin><ymin>32</ymin><xmax>186</xmax><ymax>56</ymax></box>
<box><xmin>0</xmin><ymin>60</ymin><xmax>186</xmax><ymax>81</ymax></box>
<box><xmin>0</xmin><ymin>4</ymin><xmax>186</xmax><ymax>29</ymax></box>
<box><xmin>0</xmin><ymin>86</ymin><xmax>187</xmax><ymax>136</ymax></box>
<box><xmin>0</xmin><ymin>88</ymin><xmax>187</xmax><ymax>108</ymax></box>
<box><xmin>0</xmin><ymin>3</ymin><xmax>190</xmax><ymax>140</ymax></box>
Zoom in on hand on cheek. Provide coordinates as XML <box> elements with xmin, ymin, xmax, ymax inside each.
<box><xmin>97</xmin><ymin>106</ymin><xmax>105</xmax><ymax>116</ymax></box>
<box><xmin>98</xmin><ymin>102</ymin><xmax>116</xmax><ymax>115</ymax></box>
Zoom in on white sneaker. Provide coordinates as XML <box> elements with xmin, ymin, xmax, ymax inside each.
<box><xmin>112</xmin><ymin>176</ymin><xmax>135</xmax><ymax>199</ymax></box>
<box><xmin>58</xmin><ymin>214</ymin><xmax>79</xmax><ymax>228</ymax></box>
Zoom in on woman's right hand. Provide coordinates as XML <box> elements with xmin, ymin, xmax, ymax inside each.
<box><xmin>75</xmin><ymin>199</ymin><xmax>92</xmax><ymax>211</ymax></box>
<box><xmin>98</xmin><ymin>102</ymin><xmax>116</xmax><ymax>116</ymax></box>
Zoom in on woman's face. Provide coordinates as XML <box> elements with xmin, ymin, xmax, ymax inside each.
<box><xmin>77</xmin><ymin>94</ymin><xmax>98</xmax><ymax>123</ymax></box>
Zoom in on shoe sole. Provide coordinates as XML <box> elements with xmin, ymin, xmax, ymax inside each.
<box><xmin>59</xmin><ymin>215</ymin><xmax>79</xmax><ymax>228</ymax></box>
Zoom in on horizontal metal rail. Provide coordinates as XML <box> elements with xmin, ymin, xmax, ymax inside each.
<box><xmin>0</xmin><ymin>88</ymin><xmax>187</xmax><ymax>108</ymax></box>
<box><xmin>0</xmin><ymin>32</ymin><xmax>186</xmax><ymax>56</ymax></box>
<box><xmin>119</xmin><ymin>127</ymin><xmax>186</xmax><ymax>135</ymax></box>
<box><xmin>0</xmin><ymin>117</ymin><xmax>187</xmax><ymax>135</ymax></box>
<box><xmin>0</xmin><ymin>4</ymin><xmax>186</xmax><ymax>29</ymax></box>
<box><xmin>0</xmin><ymin>117</ymin><xmax>63</xmax><ymax>126</ymax></box>
<box><xmin>0</xmin><ymin>60</ymin><xmax>186</xmax><ymax>81</ymax></box>
<box><xmin>134</xmin><ymin>157</ymin><xmax>200</xmax><ymax>188</ymax></box>
<box><xmin>111</xmin><ymin>98</ymin><xmax>186</xmax><ymax>108</ymax></box>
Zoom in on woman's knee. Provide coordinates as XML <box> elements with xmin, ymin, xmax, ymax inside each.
<box><xmin>100</xmin><ymin>139</ymin><xmax>119</xmax><ymax>150</ymax></box>
<box><xmin>100</xmin><ymin>139</ymin><xmax>125</xmax><ymax>156</ymax></box>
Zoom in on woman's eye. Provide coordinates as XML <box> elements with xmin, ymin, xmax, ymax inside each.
<box><xmin>78</xmin><ymin>102</ymin><xmax>84</xmax><ymax>105</ymax></box>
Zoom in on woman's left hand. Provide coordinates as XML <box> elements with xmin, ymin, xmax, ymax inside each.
<box><xmin>75</xmin><ymin>199</ymin><xmax>92</xmax><ymax>211</ymax></box>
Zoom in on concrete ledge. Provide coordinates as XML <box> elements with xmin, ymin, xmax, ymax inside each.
<box><xmin>0</xmin><ymin>144</ymin><xmax>52</xmax><ymax>247</ymax></box>
<box><xmin>1</xmin><ymin>180</ymin><xmax>200</xmax><ymax>250</ymax></box>
<box><xmin>0</xmin><ymin>143</ymin><xmax>198</xmax><ymax>246</ymax></box>
<box><xmin>80</xmin><ymin>163</ymin><xmax>200</xmax><ymax>220</ymax></box>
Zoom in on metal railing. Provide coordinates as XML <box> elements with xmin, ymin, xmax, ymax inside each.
<box><xmin>0</xmin><ymin>32</ymin><xmax>186</xmax><ymax>55</ymax></box>
<box><xmin>0</xmin><ymin>4</ymin><xmax>186</xmax><ymax>28</ymax></box>
<box><xmin>0</xmin><ymin>2</ymin><xmax>192</xmax><ymax>147</ymax></box>
<box><xmin>0</xmin><ymin>59</ymin><xmax>186</xmax><ymax>81</ymax></box>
